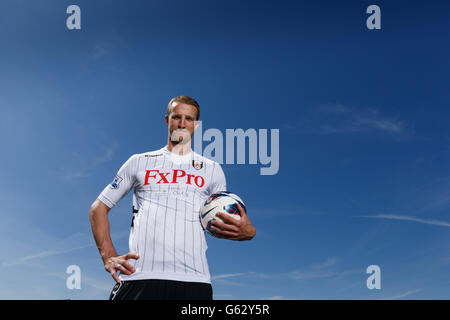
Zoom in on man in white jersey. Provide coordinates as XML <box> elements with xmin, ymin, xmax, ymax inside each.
<box><xmin>89</xmin><ymin>96</ymin><xmax>256</xmax><ymax>300</ymax></box>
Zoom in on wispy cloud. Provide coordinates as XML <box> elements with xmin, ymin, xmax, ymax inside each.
<box><xmin>212</xmin><ymin>257</ymin><xmax>344</xmax><ymax>283</ymax></box>
<box><xmin>3</xmin><ymin>243</ymin><xmax>93</xmax><ymax>267</ymax></box>
<box><xmin>61</xmin><ymin>141</ymin><xmax>119</xmax><ymax>181</ymax></box>
<box><xmin>318</xmin><ymin>105</ymin><xmax>407</xmax><ymax>136</ymax></box>
<box><xmin>266</xmin><ymin>295</ymin><xmax>284</xmax><ymax>300</ymax></box>
<box><xmin>357</xmin><ymin>214</ymin><xmax>450</xmax><ymax>228</ymax></box>
<box><xmin>383</xmin><ymin>289</ymin><xmax>422</xmax><ymax>300</ymax></box>
<box><xmin>88</xmin><ymin>30</ymin><xmax>128</xmax><ymax>61</ymax></box>
<box><xmin>46</xmin><ymin>271</ymin><xmax>113</xmax><ymax>293</ymax></box>
<box><xmin>211</xmin><ymin>273</ymin><xmax>246</xmax><ymax>281</ymax></box>
<box><xmin>286</xmin><ymin>270</ymin><xmax>337</xmax><ymax>280</ymax></box>
<box><xmin>91</xmin><ymin>44</ymin><xmax>109</xmax><ymax>60</ymax></box>
<box><xmin>311</xmin><ymin>257</ymin><xmax>338</xmax><ymax>269</ymax></box>
<box><xmin>212</xmin><ymin>270</ymin><xmax>337</xmax><ymax>282</ymax></box>
<box><xmin>287</xmin><ymin>104</ymin><xmax>413</xmax><ymax>138</ymax></box>
<box><xmin>3</xmin><ymin>229</ymin><xmax>129</xmax><ymax>267</ymax></box>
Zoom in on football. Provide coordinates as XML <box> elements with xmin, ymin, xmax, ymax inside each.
<box><xmin>199</xmin><ymin>192</ymin><xmax>246</xmax><ymax>237</ymax></box>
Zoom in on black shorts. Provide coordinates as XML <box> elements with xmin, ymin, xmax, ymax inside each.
<box><xmin>109</xmin><ymin>279</ymin><xmax>213</xmax><ymax>300</ymax></box>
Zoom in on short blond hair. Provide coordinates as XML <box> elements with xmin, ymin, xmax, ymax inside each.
<box><xmin>167</xmin><ymin>96</ymin><xmax>200</xmax><ymax>120</ymax></box>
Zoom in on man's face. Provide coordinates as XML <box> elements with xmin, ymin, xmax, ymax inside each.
<box><xmin>165</xmin><ymin>102</ymin><xmax>199</xmax><ymax>144</ymax></box>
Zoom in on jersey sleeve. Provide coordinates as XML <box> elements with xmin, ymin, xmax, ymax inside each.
<box><xmin>208</xmin><ymin>162</ymin><xmax>227</xmax><ymax>195</ymax></box>
<box><xmin>98</xmin><ymin>155</ymin><xmax>138</xmax><ymax>209</ymax></box>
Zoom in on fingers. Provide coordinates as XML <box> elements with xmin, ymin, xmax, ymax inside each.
<box><xmin>210</xmin><ymin>217</ymin><xmax>239</xmax><ymax>238</ymax></box>
<box><xmin>106</xmin><ymin>263</ymin><xmax>122</xmax><ymax>283</ymax></box>
<box><xmin>216</xmin><ymin>203</ymin><xmax>248</xmax><ymax>225</ymax></box>
<box><xmin>236</xmin><ymin>203</ymin><xmax>247</xmax><ymax>217</ymax></box>
<box><xmin>213</xmin><ymin>214</ymin><xmax>240</xmax><ymax>230</ymax></box>
<box><xmin>215</xmin><ymin>212</ymin><xmax>240</xmax><ymax>226</ymax></box>
<box><xmin>121</xmin><ymin>253</ymin><xmax>139</xmax><ymax>274</ymax></box>
<box><xmin>209</xmin><ymin>226</ymin><xmax>237</xmax><ymax>239</ymax></box>
<box><xmin>124</xmin><ymin>252</ymin><xmax>140</xmax><ymax>260</ymax></box>
<box><xmin>110</xmin><ymin>270</ymin><xmax>120</xmax><ymax>283</ymax></box>
<box><xmin>211</xmin><ymin>206</ymin><xmax>255</xmax><ymax>241</ymax></box>
<box><xmin>115</xmin><ymin>262</ymin><xmax>134</xmax><ymax>276</ymax></box>
<box><xmin>105</xmin><ymin>253</ymin><xmax>139</xmax><ymax>282</ymax></box>
<box><xmin>212</xmin><ymin>232</ymin><xmax>237</xmax><ymax>240</ymax></box>
<box><xmin>212</xmin><ymin>211</ymin><xmax>242</xmax><ymax>237</ymax></box>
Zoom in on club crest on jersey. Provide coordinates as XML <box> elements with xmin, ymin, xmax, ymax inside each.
<box><xmin>110</xmin><ymin>175</ymin><xmax>123</xmax><ymax>189</ymax></box>
<box><xmin>192</xmin><ymin>160</ymin><xmax>203</xmax><ymax>170</ymax></box>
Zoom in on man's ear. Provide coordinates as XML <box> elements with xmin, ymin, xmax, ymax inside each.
<box><xmin>165</xmin><ymin>114</ymin><xmax>169</xmax><ymax>126</ymax></box>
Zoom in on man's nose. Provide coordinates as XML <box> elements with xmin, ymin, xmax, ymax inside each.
<box><xmin>178</xmin><ymin>117</ymin><xmax>186</xmax><ymax>128</ymax></box>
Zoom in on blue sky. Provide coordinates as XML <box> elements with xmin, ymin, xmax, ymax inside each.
<box><xmin>1</xmin><ymin>0</ymin><xmax>450</xmax><ymax>299</ymax></box>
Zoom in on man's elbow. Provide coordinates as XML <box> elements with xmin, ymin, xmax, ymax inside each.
<box><xmin>89</xmin><ymin>199</ymin><xmax>108</xmax><ymax>222</ymax></box>
<box><xmin>89</xmin><ymin>203</ymin><xmax>97</xmax><ymax>224</ymax></box>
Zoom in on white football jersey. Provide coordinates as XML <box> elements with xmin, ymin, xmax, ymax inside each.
<box><xmin>98</xmin><ymin>146</ymin><xmax>227</xmax><ymax>284</ymax></box>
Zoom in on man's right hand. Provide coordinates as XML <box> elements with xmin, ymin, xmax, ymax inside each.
<box><xmin>104</xmin><ymin>252</ymin><xmax>140</xmax><ymax>283</ymax></box>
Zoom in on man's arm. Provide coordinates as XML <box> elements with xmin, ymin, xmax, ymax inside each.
<box><xmin>89</xmin><ymin>199</ymin><xmax>116</xmax><ymax>263</ymax></box>
<box><xmin>89</xmin><ymin>199</ymin><xmax>139</xmax><ymax>283</ymax></box>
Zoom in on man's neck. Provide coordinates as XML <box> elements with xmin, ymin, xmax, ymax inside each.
<box><xmin>166</xmin><ymin>140</ymin><xmax>192</xmax><ymax>156</ymax></box>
